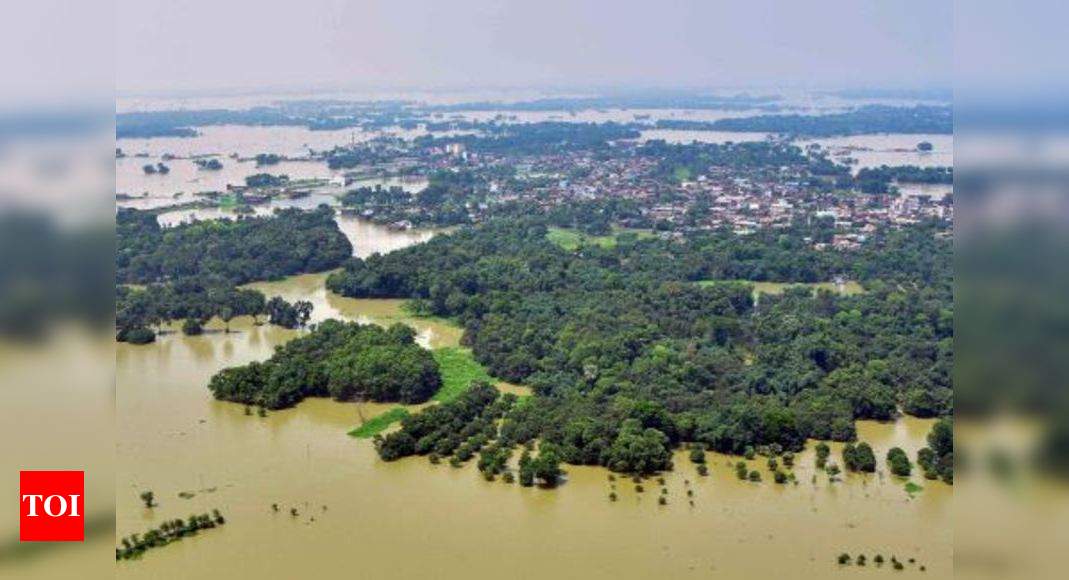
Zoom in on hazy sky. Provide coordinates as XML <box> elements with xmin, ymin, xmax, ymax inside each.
<box><xmin>116</xmin><ymin>0</ymin><xmax>952</xmax><ymax>96</ymax></box>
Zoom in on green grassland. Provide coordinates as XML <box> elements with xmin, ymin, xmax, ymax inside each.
<box><xmin>546</xmin><ymin>227</ymin><xmax>657</xmax><ymax>251</ymax></box>
<box><xmin>432</xmin><ymin>347</ymin><xmax>494</xmax><ymax>403</ymax></box>
<box><xmin>348</xmin><ymin>347</ymin><xmax>498</xmax><ymax>437</ymax></box>
<box><xmin>349</xmin><ymin>407</ymin><xmax>411</xmax><ymax>438</ymax></box>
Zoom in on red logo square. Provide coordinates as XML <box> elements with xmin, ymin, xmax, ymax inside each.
<box><xmin>19</xmin><ymin>471</ymin><xmax>84</xmax><ymax>542</ymax></box>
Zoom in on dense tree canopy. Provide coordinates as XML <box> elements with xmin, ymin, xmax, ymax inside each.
<box><xmin>116</xmin><ymin>206</ymin><xmax>351</xmax><ymax>342</ymax></box>
<box><xmin>118</xmin><ymin>206</ymin><xmax>350</xmax><ymax>285</ymax></box>
<box><xmin>208</xmin><ymin>320</ymin><xmax>440</xmax><ymax>409</ymax></box>
<box><xmin>328</xmin><ymin>217</ymin><xmax>951</xmax><ymax>473</ymax></box>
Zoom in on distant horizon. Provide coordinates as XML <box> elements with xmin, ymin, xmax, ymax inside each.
<box><xmin>115</xmin><ymin>83</ymin><xmax>953</xmax><ymax>104</ymax></box>
<box><xmin>116</xmin><ymin>1</ymin><xmax>951</xmax><ymax>97</ymax></box>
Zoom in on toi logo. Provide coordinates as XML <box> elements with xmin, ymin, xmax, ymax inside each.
<box><xmin>19</xmin><ymin>471</ymin><xmax>84</xmax><ymax>542</ymax></box>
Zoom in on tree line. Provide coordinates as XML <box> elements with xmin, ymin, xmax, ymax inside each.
<box><xmin>855</xmin><ymin>165</ymin><xmax>953</xmax><ymax>194</ymax></box>
<box><xmin>116</xmin><ymin>206</ymin><xmax>351</xmax><ymax>343</ymax></box>
<box><xmin>708</xmin><ymin>105</ymin><xmax>952</xmax><ymax>136</ymax></box>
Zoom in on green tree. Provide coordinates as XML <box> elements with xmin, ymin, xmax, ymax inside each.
<box><xmin>887</xmin><ymin>447</ymin><xmax>912</xmax><ymax>477</ymax></box>
<box><xmin>181</xmin><ymin>318</ymin><xmax>204</xmax><ymax>336</ymax></box>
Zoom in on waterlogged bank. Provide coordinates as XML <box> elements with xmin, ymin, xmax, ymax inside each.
<box><xmin>116</xmin><ymin>219</ymin><xmax>948</xmax><ymax>579</ymax></box>
<box><xmin>242</xmin><ymin>273</ymin><xmax>460</xmax><ymax>348</ymax></box>
<box><xmin>118</xmin><ymin>288</ymin><xmax>950</xmax><ymax>580</ymax></box>
<box><xmin>117</xmin><ymin>320</ymin><xmax>951</xmax><ymax>579</ymax></box>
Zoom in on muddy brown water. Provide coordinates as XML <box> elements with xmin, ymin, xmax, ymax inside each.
<box><xmin>117</xmin><ymin>225</ymin><xmax>951</xmax><ymax>579</ymax></box>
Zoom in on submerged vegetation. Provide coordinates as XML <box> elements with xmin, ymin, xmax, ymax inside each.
<box><xmin>116</xmin><ymin>207</ymin><xmax>350</xmax><ymax>343</ymax></box>
<box><xmin>887</xmin><ymin>447</ymin><xmax>912</xmax><ymax>477</ymax></box>
<box><xmin>855</xmin><ymin>165</ymin><xmax>953</xmax><ymax>194</ymax></box>
<box><xmin>842</xmin><ymin>442</ymin><xmax>877</xmax><ymax>473</ymax></box>
<box><xmin>117</xmin><ymin>206</ymin><xmax>350</xmax><ymax>288</ymax></box>
<box><xmin>116</xmin><ymin>510</ymin><xmax>226</xmax><ymax>560</ymax></box>
<box><xmin>837</xmin><ymin>551</ymin><xmax>925</xmax><ymax>572</ymax></box>
<box><xmin>917</xmin><ymin>417</ymin><xmax>954</xmax><ymax>484</ymax></box>
<box><xmin>373</xmin><ymin>382</ymin><xmax>512</xmax><ymax>461</ymax></box>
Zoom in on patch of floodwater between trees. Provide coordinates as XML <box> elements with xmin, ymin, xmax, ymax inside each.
<box><xmin>117</xmin><ymin>224</ymin><xmax>951</xmax><ymax>580</ymax></box>
<box><xmin>799</xmin><ymin>133</ymin><xmax>953</xmax><ymax>173</ymax></box>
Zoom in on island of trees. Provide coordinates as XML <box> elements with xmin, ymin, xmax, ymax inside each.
<box><xmin>208</xmin><ymin>320</ymin><xmax>441</xmax><ymax>409</ymax></box>
<box><xmin>194</xmin><ymin>158</ymin><xmax>223</xmax><ymax>170</ymax></box>
<box><xmin>142</xmin><ymin>162</ymin><xmax>170</xmax><ymax>175</ymax></box>
<box><xmin>244</xmin><ymin>173</ymin><xmax>289</xmax><ymax>188</ymax></box>
<box><xmin>340</xmin><ymin>170</ymin><xmax>479</xmax><ymax>226</ymax></box>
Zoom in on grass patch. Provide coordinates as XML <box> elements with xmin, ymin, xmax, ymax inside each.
<box><xmin>546</xmin><ymin>227</ymin><xmax>656</xmax><ymax>251</ymax></box>
<box><xmin>350</xmin><ymin>349</ymin><xmax>519</xmax><ymax>438</ymax></box>
<box><xmin>348</xmin><ymin>407</ymin><xmax>410</xmax><ymax>438</ymax></box>
<box><xmin>546</xmin><ymin>227</ymin><xmax>614</xmax><ymax>251</ymax></box>
<box><xmin>904</xmin><ymin>481</ymin><xmax>924</xmax><ymax>495</ymax></box>
<box><xmin>432</xmin><ymin>347</ymin><xmax>494</xmax><ymax>403</ymax></box>
<box><xmin>672</xmin><ymin>165</ymin><xmax>692</xmax><ymax>182</ymax></box>
<box><xmin>217</xmin><ymin>194</ymin><xmax>240</xmax><ymax>209</ymax></box>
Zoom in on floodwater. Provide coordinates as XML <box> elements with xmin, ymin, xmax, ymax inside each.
<box><xmin>799</xmin><ymin>133</ymin><xmax>954</xmax><ymax>172</ymax></box>
<box><xmin>116</xmin><ymin>124</ymin><xmax>435</xmax><ymax>199</ymax></box>
<box><xmin>114</xmin><ymin>113</ymin><xmax>952</xmax><ymax>579</ymax></box>
<box><xmin>116</xmin><ymin>155</ymin><xmax>336</xmax><ymax>199</ymax></box>
<box><xmin>116</xmin><ymin>230</ymin><xmax>952</xmax><ymax>580</ymax></box>
<box><xmin>242</xmin><ymin>273</ymin><xmax>460</xmax><ymax>348</ymax></box>
<box><xmin>1</xmin><ymin>328</ymin><xmax>115</xmax><ymax>580</ymax></box>
<box><xmin>897</xmin><ymin>182</ymin><xmax>953</xmax><ymax>200</ymax></box>
<box><xmin>149</xmin><ymin>190</ymin><xmax>341</xmax><ymax>225</ymax></box>
<box><xmin>116</xmin><ymin>124</ymin><xmax>419</xmax><ymax>159</ymax></box>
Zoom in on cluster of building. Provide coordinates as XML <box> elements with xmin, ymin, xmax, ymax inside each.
<box><xmin>468</xmin><ymin>146</ymin><xmax>952</xmax><ymax>249</ymax></box>
<box><xmin>329</xmin><ymin>134</ymin><xmax>953</xmax><ymax>249</ymax></box>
